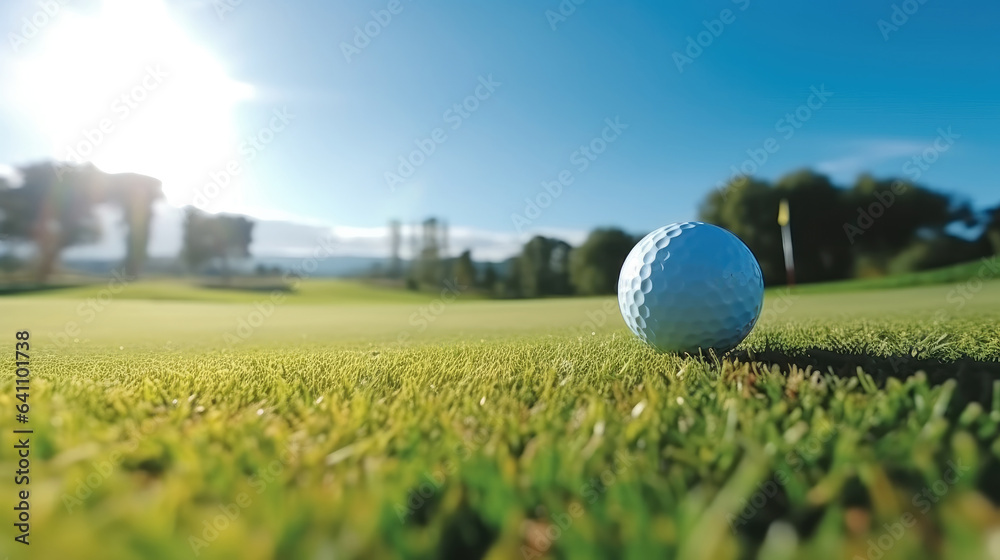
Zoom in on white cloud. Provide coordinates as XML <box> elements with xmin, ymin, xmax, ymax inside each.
<box><xmin>815</xmin><ymin>138</ymin><xmax>928</xmax><ymax>182</ymax></box>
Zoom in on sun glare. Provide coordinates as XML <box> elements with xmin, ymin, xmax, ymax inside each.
<box><xmin>10</xmin><ymin>0</ymin><xmax>253</xmax><ymax>206</ymax></box>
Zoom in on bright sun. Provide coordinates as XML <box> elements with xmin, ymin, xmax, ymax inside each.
<box><xmin>10</xmin><ymin>0</ymin><xmax>253</xmax><ymax>205</ymax></box>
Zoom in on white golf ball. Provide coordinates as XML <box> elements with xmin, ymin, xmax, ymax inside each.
<box><xmin>618</xmin><ymin>221</ymin><xmax>764</xmax><ymax>354</ymax></box>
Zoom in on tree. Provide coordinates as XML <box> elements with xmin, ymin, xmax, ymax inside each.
<box><xmin>500</xmin><ymin>256</ymin><xmax>523</xmax><ymax>298</ymax></box>
<box><xmin>699</xmin><ymin>175</ymin><xmax>787</xmax><ymax>285</ymax></box>
<box><xmin>408</xmin><ymin>217</ymin><xmax>450</xmax><ymax>287</ymax></box>
<box><xmin>388</xmin><ymin>219</ymin><xmax>403</xmax><ymax>278</ymax></box>
<box><xmin>887</xmin><ymin>234</ymin><xmax>988</xmax><ymax>274</ymax></box>
<box><xmin>480</xmin><ymin>262</ymin><xmax>499</xmax><ymax>293</ymax></box>
<box><xmin>983</xmin><ymin>204</ymin><xmax>1000</xmax><ymax>255</ymax></box>
<box><xmin>0</xmin><ymin>161</ymin><xmax>162</xmax><ymax>282</ymax></box>
<box><xmin>569</xmin><ymin>228</ymin><xmax>635</xmax><ymax>295</ymax></box>
<box><xmin>453</xmin><ymin>249</ymin><xmax>476</xmax><ymax>288</ymax></box>
<box><xmin>98</xmin><ymin>172</ymin><xmax>163</xmax><ymax>277</ymax></box>
<box><xmin>0</xmin><ymin>173</ymin><xmax>39</xmax><ymax>253</ymax></box>
<box><xmin>843</xmin><ymin>174</ymin><xmax>967</xmax><ymax>263</ymax></box>
<box><xmin>772</xmin><ymin>170</ymin><xmax>854</xmax><ymax>283</ymax></box>
<box><xmin>518</xmin><ymin>236</ymin><xmax>571</xmax><ymax>297</ymax></box>
<box><xmin>0</xmin><ymin>174</ymin><xmax>19</xmax><ymax>280</ymax></box>
<box><xmin>699</xmin><ymin>169</ymin><xmax>974</xmax><ymax>284</ymax></box>
<box><xmin>10</xmin><ymin>162</ymin><xmax>102</xmax><ymax>282</ymax></box>
<box><xmin>181</xmin><ymin>207</ymin><xmax>254</xmax><ymax>284</ymax></box>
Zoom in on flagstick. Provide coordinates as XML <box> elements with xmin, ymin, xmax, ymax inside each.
<box><xmin>778</xmin><ymin>199</ymin><xmax>795</xmax><ymax>287</ymax></box>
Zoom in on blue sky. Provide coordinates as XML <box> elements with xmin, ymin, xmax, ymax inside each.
<box><xmin>1</xmin><ymin>0</ymin><xmax>998</xmax><ymax>258</ymax></box>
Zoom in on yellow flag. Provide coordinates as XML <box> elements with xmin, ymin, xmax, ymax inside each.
<box><xmin>777</xmin><ymin>199</ymin><xmax>789</xmax><ymax>227</ymax></box>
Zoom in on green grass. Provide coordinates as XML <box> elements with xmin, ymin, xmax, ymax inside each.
<box><xmin>1</xmin><ymin>279</ymin><xmax>999</xmax><ymax>559</ymax></box>
<box><xmin>786</xmin><ymin>255</ymin><xmax>1000</xmax><ymax>295</ymax></box>
<box><xmin>1</xmin><ymin>278</ymin><xmax>452</xmax><ymax>305</ymax></box>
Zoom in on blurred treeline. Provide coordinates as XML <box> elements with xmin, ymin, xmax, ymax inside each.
<box><xmin>3</xmin><ymin>162</ymin><xmax>998</xmax><ymax>293</ymax></box>
<box><xmin>0</xmin><ymin>160</ymin><xmax>255</xmax><ymax>284</ymax></box>
<box><xmin>400</xmin><ymin>170</ymin><xmax>1000</xmax><ymax>296</ymax></box>
<box><xmin>701</xmin><ymin>170</ymin><xmax>998</xmax><ymax>285</ymax></box>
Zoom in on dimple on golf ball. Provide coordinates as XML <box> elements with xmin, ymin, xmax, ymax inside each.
<box><xmin>617</xmin><ymin>221</ymin><xmax>764</xmax><ymax>355</ymax></box>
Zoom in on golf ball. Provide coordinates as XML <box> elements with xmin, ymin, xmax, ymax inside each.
<box><xmin>618</xmin><ymin>221</ymin><xmax>764</xmax><ymax>354</ymax></box>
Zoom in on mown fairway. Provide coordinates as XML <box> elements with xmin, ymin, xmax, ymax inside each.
<box><xmin>1</xmin><ymin>278</ymin><xmax>1000</xmax><ymax>559</ymax></box>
